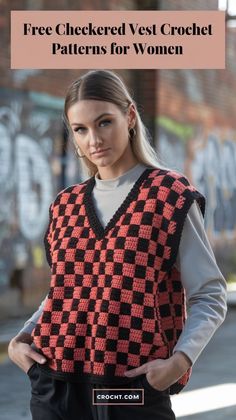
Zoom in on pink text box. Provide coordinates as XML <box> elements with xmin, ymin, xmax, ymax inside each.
<box><xmin>11</xmin><ymin>10</ymin><xmax>225</xmax><ymax>69</ymax></box>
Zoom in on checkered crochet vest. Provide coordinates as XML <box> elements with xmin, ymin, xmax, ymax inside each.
<box><xmin>32</xmin><ymin>168</ymin><xmax>205</xmax><ymax>394</ymax></box>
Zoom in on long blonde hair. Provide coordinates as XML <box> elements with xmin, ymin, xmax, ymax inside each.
<box><xmin>63</xmin><ymin>69</ymin><xmax>169</xmax><ymax>178</ymax></box>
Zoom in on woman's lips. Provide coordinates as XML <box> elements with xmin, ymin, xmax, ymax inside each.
<box><xmin>92</xmin><ymin>148</ymin><xmax>110</xmax><ymax>156</ymax></box>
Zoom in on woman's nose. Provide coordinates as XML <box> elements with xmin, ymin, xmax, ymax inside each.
<box><xmin>88</xmin><ymin>129</ymin><xmax>102</xmax><ymax>146</ymax></box>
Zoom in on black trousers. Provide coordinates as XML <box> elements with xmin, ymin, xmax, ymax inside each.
<box><xmin>27</xmin><ymin>363</ymin><xmax>176</xmax><ymax>420</ymax></box>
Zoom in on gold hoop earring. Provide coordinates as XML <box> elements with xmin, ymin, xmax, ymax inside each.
<box><xmin>76</xmin><ymin>146</ymin><xmax>85</xmax><ymax>158</ymax></box>
<box><xmin>129</xmin><ymin>127</ymin><xmax>136</xmax><ymax>140</ymax></box>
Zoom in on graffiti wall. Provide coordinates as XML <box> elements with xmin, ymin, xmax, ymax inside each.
<box><xmin>0</xmin><ymin>88</ymin><xmax>63</xmax><ymax>292</ymax></box>
<box><xmin>157</xmin><ymin>116</ymin><xmax>236</xmax><ymax>244</ymax></box>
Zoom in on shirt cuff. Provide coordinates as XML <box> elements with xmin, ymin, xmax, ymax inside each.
<box><xmin>18</xmin><ymin>321</ymin><xmax>36</xmax><ymax>335</ymax></box>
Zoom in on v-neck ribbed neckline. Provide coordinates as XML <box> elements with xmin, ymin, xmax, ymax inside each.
<box><xmin>84</xmin><ymin>167</ymin><xmax>155</xmax><ymax>239</ymax></box>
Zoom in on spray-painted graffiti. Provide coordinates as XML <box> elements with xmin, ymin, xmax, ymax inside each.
<box><xmin>157</xmin><ymin>116</ymin><xmax>193</xmax><ymax>173</ymax></box>
<box><xmin>16</xmin><ymin>134</ymin><xmax>53</xmax><ymax>239</ymax></box>
<box><xmin>191</xmin><ymin>133</ymin><xmax>236</xmax><ymax>239</ymax></box>
<box><xmin>158</xmin><ymin>116</ymin><xmax>236</xmax><ymax>242</ymax></box>
<box><xmin>0</xmin><ymin>90</ymin><xmax>63</xmax><ymax>286</ymax></box>
<box><xmin>0</xmin><ymin>107</ymin><xmax>54</xmax><ymax>241</ymax></box>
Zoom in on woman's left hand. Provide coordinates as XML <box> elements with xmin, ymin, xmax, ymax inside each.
<box><xmin>124</xmin><ymin>351</ymin><xmax>192</xmax><ymax>391</ymax></box>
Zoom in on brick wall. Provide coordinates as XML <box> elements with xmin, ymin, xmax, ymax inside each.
<box><xmin>157</xmin><ymin>1</ymin><xmax>236</xmax><ymax>259</ymax></box>
<box><xmin>159</xmin><ymin>0</ymin><xmax>218</xmax><ymax>10</ymax></box>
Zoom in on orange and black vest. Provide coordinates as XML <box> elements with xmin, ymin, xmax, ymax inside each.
<box><xmin>31</xmin><ymin>168</ymin><xmax>205</xmax><ymax>394</ymax></box>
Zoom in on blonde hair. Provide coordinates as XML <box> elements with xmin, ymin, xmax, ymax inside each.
<box><xmin>63</xmin><ymin>69</ymin><xmax>170</xmax><ymax>178</ymax></box>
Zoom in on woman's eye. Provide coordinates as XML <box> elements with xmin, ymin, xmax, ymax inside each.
<box><xmin>74</xmin><ymin>127</ymin><xmax>86</xmax><ymax>134</ymax></box>
<box><xmin>99</xmin><ymin>119</ymin><xmax>111</xmax><ymax>127</ymax></box>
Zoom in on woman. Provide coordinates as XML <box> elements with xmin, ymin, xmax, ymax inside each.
<box><xmin>8</xmin><ymin>70</ymin><xmax>227</xmax><ymax>420</ymax></box>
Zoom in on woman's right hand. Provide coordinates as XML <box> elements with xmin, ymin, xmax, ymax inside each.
<box><xmin>8</xmin><ymin>332</ymin><xmax>47</xmax><ymax>374</ymax></box>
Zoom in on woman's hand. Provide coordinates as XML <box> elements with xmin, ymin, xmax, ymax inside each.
<box><xmin>124</xmin><ymin>352</ymin><xmax>192</xmax><ymax>391</ymax></box>
<box><xmin>8</xmin><ymin>332</ymin><xmax>47</xmax><ymax>374</ymax></box>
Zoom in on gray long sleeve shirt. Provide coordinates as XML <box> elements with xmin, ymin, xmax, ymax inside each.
<box><xmin>20</xmin><ymin>163</ymin><xmax>227</xmax><ymax>365</ymax></box>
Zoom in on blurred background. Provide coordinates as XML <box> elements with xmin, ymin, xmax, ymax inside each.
<box><xmin>0</xmin><ymin>0</ymin><xmax>236</xmax><ymax>419</ymax></box>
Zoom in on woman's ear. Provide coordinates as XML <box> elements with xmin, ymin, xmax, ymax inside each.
<box><xmin>127</xmin><ymin>103</ymin><xmax>136</xmax><ymax>128</ymax></box>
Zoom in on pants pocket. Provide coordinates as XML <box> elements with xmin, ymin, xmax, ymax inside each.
<box><xmin>140</xmin><ymin>374</ymin><xmax>169</xmax><ymax>396</ymax></box>
<box><xmin>27</xmin><ymin>363</ymin><xmax>38</xmax><ymax>379</ymax></box>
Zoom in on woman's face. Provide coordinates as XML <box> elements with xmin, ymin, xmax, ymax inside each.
<box><xmin>67</xmin><ymin>99</ymin><xmax>136</xmax><ymax>176</ymax></box>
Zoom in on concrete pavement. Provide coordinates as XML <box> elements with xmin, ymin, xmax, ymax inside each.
<box><xmin>172</xmin><ymin>307</ymin><xmax>236</xmax><ymax>419</ymax></box>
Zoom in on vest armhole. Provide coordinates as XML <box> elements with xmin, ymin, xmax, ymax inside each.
<box><xmin>162</xmin><ymin>189</ymin><xmax>206</xmax><ymax>272</ymax></box>
<box><xmin>44</xmin><ymin>203</ymin><xmax>53</xmax><ymax>268</ymax></box>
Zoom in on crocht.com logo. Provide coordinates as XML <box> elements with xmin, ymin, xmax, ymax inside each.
<box><xmin>93</xmin><ymin>388</ymin><xmax>144</xmax><ymax>405</ymax></box>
